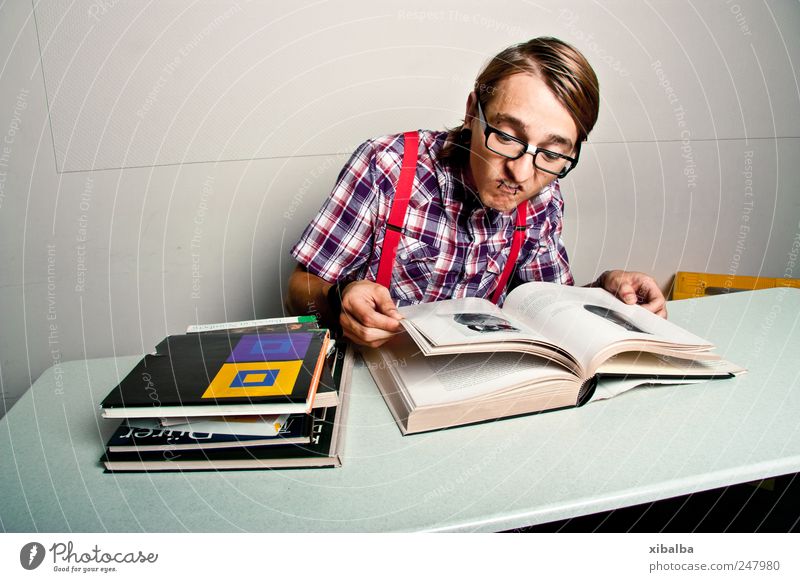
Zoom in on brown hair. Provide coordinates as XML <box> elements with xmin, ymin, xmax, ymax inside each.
<box><xmin>440</xmin><ymin>37</ymin><xmax>600</xmax><ymax>168</ymax></box>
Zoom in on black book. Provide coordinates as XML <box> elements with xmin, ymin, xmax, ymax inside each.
<box><xmin>100</xmin><ymin>328</ymin><xmax>334</xmax><ymax>418</ymax></box>
<box><xmin>106</xmin><ymin>414</ymin><xmax>312</xmax><ymax>452</ymax></box>
<box><xmin>101</xmin><ymin>403</ymin><xmax>344</xmax><ymax>471</ymax></box>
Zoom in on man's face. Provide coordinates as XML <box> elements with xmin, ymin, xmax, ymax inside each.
<box><xmin>465</xmin><ymin>73</ymin><xmax>579</xmax><ymax>213</ymax></box>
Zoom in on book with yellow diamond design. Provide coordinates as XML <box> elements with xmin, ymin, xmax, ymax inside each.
<box><xmin>100</xmin><ymin>328</ymin><xmax>334</xmax><ymax>418</ymax></box>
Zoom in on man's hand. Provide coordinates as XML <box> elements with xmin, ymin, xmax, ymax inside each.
<box><xmin>339</xmin><ymin>280</ymin><xmax>405</xmax><ymax>348</ymax></box>
<box><xmin>597</xmin><ymin>270</ymin><xmax>667</xmax><ymax>318</ymax></box>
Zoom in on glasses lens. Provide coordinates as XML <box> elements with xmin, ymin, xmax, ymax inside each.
<box><xmin>534</xmin><ymin>151</ymin><xmax>571</xmax><ymax>175</ymax></box>
<box><xmin>486</xmin><ymin>131</ymin><xmax>525</xmax><ymax>159</ymax></box>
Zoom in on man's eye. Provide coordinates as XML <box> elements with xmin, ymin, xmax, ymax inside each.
<box><xmin>541</xmin><ymin>150</ymin><xmax>563</xmax><ymax>161</ymax></box>
<box><xmin>495</xmin><ymin>133</ymin><xmax>516</xmax><ymax>144</ymax></box>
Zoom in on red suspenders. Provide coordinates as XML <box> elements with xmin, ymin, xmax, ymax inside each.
<box><xmin>491</xmin><ymin>202</ymin><xmax>526</xmax><ymax>305</ymax></box>
<box><xmin>376</xmin><ymin>131</ymin><xmax>527</xmax><ymax>305</ymax></box>
<box><xmin>376</xmin><ymin>131</ymin><xmax>419</xmax><ymax>288</ymax></box>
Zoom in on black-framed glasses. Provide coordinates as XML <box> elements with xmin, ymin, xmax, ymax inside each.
<box><xmin>476</xmin><ymin>99</ymin><xmax>579</xmax><ymax>179</ymax></box>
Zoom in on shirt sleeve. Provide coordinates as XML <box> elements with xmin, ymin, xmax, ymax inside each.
<box><xmin>290</xmin><ymin>139</ymin><xmax>380</xmax><ymax>283</ymax></box>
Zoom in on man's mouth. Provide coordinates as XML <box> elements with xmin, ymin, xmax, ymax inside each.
<box><xmin>498</xmin><ymin>180</ymin><xmax>520</xmax><ymax>196</ymax></box>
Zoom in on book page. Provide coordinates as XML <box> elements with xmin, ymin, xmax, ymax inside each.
<box><xmin>146</xmin><ymin>414</ymin><xmax>289</xmax><ymax>436</ymax></box>
<box><xmin>186</xmin><ymin>316</ymin><xmax>313</xmax><ymax>333</ymax></box>
<box><xmin>398</xmin><ymin>296</ymin><xmax>549</xmax><ymax>347</ymax></box>
<box><xmin>503</xmin><ymin>282</ymin><xmax>714</xmax><ymax>372</ymax></box>
<box><xmin>588</xmin><ymin>377</ymin><xmax>706</xmax><ymax>403</ymax></box>
<box><xmin>596</xmin><ymin>352</ymin><xmax>745</xmax><ymax>376</ymax></box>
<box><xmin>373</xmin><ymin>333</ymin><xmax>576</xmax><ymax>408</ymax></box>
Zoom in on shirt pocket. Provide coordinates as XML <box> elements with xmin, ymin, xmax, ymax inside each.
<box><xmin>486</xmin><ymin>252</ymin><xmax>503</xmax><ymax>276</ymax></box>
<box><xmin>393</xmin><ymin>235</ymin><xmax>440</xmax><ymax>303</ymax></box>
<box><xmin>481</xmin><ymin>250</ymin><xmax>505</xmax><ymax>297</ymax></box>
<box><xmin>514</xmin><ymin>240</ymin><xmax>548</xmax><ymax>281</ymax></box>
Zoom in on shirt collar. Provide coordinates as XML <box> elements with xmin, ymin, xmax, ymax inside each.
<box><xmin>455</xmin><ymin>164</ymin><xmax>484</xmax><ymax>213</ymax></box>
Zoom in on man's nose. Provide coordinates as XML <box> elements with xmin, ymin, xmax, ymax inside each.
<box><xmin>505</xmin><ymin>154</ymin><xmax>534</xmax><ymax>183</ymax></box>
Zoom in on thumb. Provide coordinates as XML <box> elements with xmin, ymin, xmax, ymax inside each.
<box><xmin>375</xmin><ymin>288</ymin><xmax>403</xmax><ymax>319</ymax></box>
<box><xmin>618</xmin><ymin>283</ymin><xmax>638</xmax><ymax>304</ymax></box>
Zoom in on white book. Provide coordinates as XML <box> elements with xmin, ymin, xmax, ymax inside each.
<box><xmin>363</xmin><ymin>282</ymin><xmax>745</xmax><ymax>435</ymax></box>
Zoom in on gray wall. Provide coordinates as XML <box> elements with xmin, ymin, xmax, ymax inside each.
<box><xmin>1</xmin><ymin>0</ymin><xmax>799</xmax><ymax>412</ymax></box>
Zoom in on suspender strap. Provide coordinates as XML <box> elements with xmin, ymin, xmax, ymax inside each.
<box><xmin>376</xmin><ymin>131</ymin><xmax>419</xmax><ymax>289</ymax></box>
<box><xmin>490</xmin><ymin>203</ymin><xmax>527</xmax><ymax>305</ymax></box>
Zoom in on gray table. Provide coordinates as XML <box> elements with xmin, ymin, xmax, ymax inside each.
<box><xmin>2</xmin><ymin>288</ymin><xmax>799</xmax><ymax>532</ymax></box>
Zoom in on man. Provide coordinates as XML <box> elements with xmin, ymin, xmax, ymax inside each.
<box><xmin>286</xmin><ymin>37</ymin><xmax>667</xmax><ymax>347</ymax></box>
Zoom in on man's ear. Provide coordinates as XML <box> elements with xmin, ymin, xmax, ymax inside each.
<box><xmin>464</xmin><ymin>92</ymin><xmax>478</xmax><ymax>126</ymax></box>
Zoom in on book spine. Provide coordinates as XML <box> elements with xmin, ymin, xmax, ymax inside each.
<box><xmin>186</xmin><ymin>315</ymin><xmax>315</xmax><ymax>333</ymax></box>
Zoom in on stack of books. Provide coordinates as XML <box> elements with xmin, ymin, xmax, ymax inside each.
<box><xmin>98</xmin><ymin>316</ymin><xmax>352</xmax><ymax>471</ymax></box>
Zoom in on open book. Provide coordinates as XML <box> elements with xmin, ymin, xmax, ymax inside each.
<box><xmin>363</xmin><ymin>282</ymin><xmax>745</xmax><ymax>434</ymax></box>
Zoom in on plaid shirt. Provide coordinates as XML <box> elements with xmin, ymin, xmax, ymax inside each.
<box><xmin>290</xmin><ymin>130</ymin><xmax>574</xmax><ymax>307</ymax></box>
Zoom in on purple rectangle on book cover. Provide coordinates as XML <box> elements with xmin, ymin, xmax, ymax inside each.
<box><xmin>227</xmin><ymin>332</ymin><xmax>313</xmax><ymax>363</ymax></box>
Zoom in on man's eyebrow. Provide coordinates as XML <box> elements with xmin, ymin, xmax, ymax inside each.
<box><xmin>492</xmin><ymin>112</ymin><xmax>528</xmax><ymax>133</ymax></box>
<box><xmin>492</xmin><ymin>112</ymin><xmax>574</xmax><ymax>150</ymax></box>
<box><xmin>542</xmin><ymin>133</ymin><xmax>574</xmax><ymax>150</ymax></box>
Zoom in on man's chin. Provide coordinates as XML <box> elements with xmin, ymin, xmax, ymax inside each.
<box><xmin>481</xmin><ymin>192</ymin><xmax>522</xmax><ymax>213</ymax></box>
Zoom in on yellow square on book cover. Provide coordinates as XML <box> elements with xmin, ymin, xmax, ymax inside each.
<box><xmin>201</xmin><ymin>361</ymin><xmax>302</xmax><ymax>399</ymax></box>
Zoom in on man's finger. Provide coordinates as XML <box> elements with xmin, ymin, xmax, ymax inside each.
<box><xmin>341</xmin><ymin>311</ymin><xmax>396</xmax><ymax>347</ymax></box>
<box><xmin>646</xmin><ymin>296</ymin><xmax>668</xmax><ymax>318</ymax></box>
<box><xmin>342</xmin><ymin>292</ymin><xmax>404</xmax><ymax>334</ymax></box>
<box><xmin>616</xmin><ymin>282</ymin><xmax>638</xmax><ymax>304</ymax></box>
<box><xmin>376</xmin><ymin>294</ymin><xmax>404</xmax><ymax>321</ymax></box>
<box><xmin>634</xmin><ymin>277</ymin><xmax>659</xmax><ymax>301</ymax></box>
<box><xmin>640</xmin><ymin>297</ymin><xmax>664</xmax><ymax>314</ymax></box>
<box><xmin>632</xmin><ymin>278</ymin><xmax>668</xmax><ymax>318</ymax></box>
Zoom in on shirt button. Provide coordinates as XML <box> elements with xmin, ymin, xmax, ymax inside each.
<box><xmin>399</xmin><ymin>252</ymin><xmax>408</xmax><ymax>261</ymax></box>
